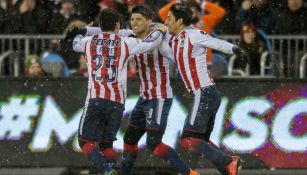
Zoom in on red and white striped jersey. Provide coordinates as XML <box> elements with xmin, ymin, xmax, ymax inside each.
<box><xmin>86</xmin><ymin>27</ymin><xmax>173</xmax><ymax>99</ymax></box>
<box><xmin>134</xmin><ymin>38</ymin><xmax>173</xmax><ymax>99</ymax></box>
<box><xmin>73</xmin><ymin>30</ymin><xmax>163</xmax><ymax>104</ymax></box>
<box><xmin>169</xmin><ymin>26</ymin><xmax>235</xmax><ymax>92</ymax></box>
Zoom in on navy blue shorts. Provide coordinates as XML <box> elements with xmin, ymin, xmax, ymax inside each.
<box><xmin>183</xmin><ymin>85</ymin><xmax>221</xmax><ymax>137</ymax></box>
<box><xmin>129</xmin><ymin>98</ymin><xmax>172</xmax><ymax>132</ymax></box>
<box><xmin>78</xmin><ymin>98</ymin><xmax>125</xmax><ymax>143</ymax></box>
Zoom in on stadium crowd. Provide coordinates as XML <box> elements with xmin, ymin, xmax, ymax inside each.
<box><xmin>0</xmin><ymin>0</ymin><xmax>306</xmax><ymax>77</ymax></box>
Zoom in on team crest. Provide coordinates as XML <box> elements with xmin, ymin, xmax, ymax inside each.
<box><xmin>180</xmin><ymin>39</ymin><xmax>185</xmax><ymax>46</ymax></box>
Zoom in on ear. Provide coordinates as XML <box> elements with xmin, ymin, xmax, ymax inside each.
<box><xmin>115</xmin><ymin>22</ymin><xmax>121</xmax><ymax>32</ymax></box>
<box><xmin>178</xmin><ymin>18</ymin><xmax>184</xmax><ymax>25</ymax></box>
<box><xmin>117</xmin><ymin>22</ymin><xmax>121</xmax><ymax>29</ymax></box>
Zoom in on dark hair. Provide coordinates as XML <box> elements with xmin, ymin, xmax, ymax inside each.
<box><xmin>99</xmin><ymin>9</ymin><xmax>121</xmax><ymax>31</ymax></box>
<box><xmin>169</xmin><ymin>3</ymin><xmax>192</xmax><ymax>26</ymax></box>
<box><xmin>186</xmin><ymin>0</ymin><xmax>201</xmax><ymax>11</ymax></box>
<box><xmin>131</xmin><ymin>5</ymin><xmax>152</xmax><ymax>19</ymax></box>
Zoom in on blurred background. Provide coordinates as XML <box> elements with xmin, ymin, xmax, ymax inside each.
<box><xmin>0</xmin><ymin>0</ymin><xmax>306</xmax><ymax>174</ymax></box>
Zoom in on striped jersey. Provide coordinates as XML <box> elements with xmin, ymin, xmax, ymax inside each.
<box><xmin>86</xmin><ymin>27</ymin><xmax>173</xmax><ymax>99</ymax></box>
<box><xmin>73</xmin><ymin>30</ymin><xmax>163</xmax><ymax>104</ymax></box>
<box><xmin>134</xmin><ymin>37</ymin><xmax>173</xmax><ymax>100</ymax></box>
<box><xmin>169</xmin><ymin>26</ymin><xmax>235</xmax><ymax>92</ymax></box>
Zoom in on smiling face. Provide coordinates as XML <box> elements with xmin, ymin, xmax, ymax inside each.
<box><xmin>130</xmin><ymin>13</ymin><xmax>152</xmax><ymax>38</ymax></box>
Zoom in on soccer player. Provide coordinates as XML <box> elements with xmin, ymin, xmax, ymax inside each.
<box><xmin>69</xmin><ymin>8</ymin><xmax>167</xmax><ymax>175</ymax></box>
<box><xmin>120</xmin><ymin>5</ymin><xmax>198</xmax><ymax>175</ymax></box>
<box><xmin>163</xmin><ymin>3</ymin><xmax>248</xmax><ymax>175</ymax></box>
<box><xmin>84</xmin><ymin>5</ymin><xmax>198</xmax><ymax>175</ymax></box>
<box><xmin>159</xmin><ymin>0</ymin><xmax>227</xmax><ymax>65</ymax></box>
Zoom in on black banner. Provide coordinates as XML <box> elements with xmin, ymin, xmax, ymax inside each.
<box><xmin>0</xmin><ymin>78</ymin><xmax>306</xmax><ymax>169</ymax></box>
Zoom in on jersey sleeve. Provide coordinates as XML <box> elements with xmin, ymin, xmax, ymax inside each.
<box><xmin>73</xmin><ymin>34</ymin><xmax>91</xmax><ymax>53</ymax></box>
<box><xmin>124</xmin><ymin>30</ymin><xmax>164</xmax><ymax>55</ymax></box>
<box><xmin>159</xmin><ymin>39</ymin><xmax>174</xmax><ymax>61</ymax></box>
<box><xmin>85</xmin><ymin>27</ymin><xmax>102</xmax><ymax>35</ymax></box>
<box><xmin>118</xmin><ymin>29</ymin><xmax>134</xmax><ymax>37</ymax></box>
<box><xmin>190</xmin><ymin>30</ymin><xmax>234</xmax><ymax>54</ymax></box>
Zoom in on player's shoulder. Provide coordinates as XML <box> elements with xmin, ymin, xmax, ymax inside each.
<box><xmin>185</xmin><ymin>26</ymin><xmax>208</xmax><ymax>37</ymax></box>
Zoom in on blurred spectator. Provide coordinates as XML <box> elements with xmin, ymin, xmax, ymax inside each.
<box><xmin>235</xmin><ymin>0</ymin><xmax>278</xmax><ymax>34</ymax></box>
<box><xmin>41</xmin><ymin>40</ymin><xmax>70</xmax><ymax>77</ymax></box>
<box><xmin>238</xmin><ymin>23</ymin><xmax>266</xmax><ymax>75</ymax></box>
<box><xmin>0</xmin><ymin>7</ymin><xmax>6</xmax><ymax>33</ymax></box>
<box><xmin>7</xmin><ymin>0</ymin><xmax>49</xmax><ymax>33</ymax></box>
<box><xmin>124</xmin><ymin>0</ymin><xmax>145</xmax><ymax>12</ymax></box>
<box><xmin>78</xmin><ymin>0</ymin><xmax>100</xmax><ymax>22</ymax></box>
<box><xmin>49</xmin><ymin>0</ymin><xmax>81</xmax><ymax>34</ymax></box>
<box><xmin>59</xmin><ymin>20</ymin><xmax>87</xmax><ymax>70</ymax></box>
<box><xmin>24</xmin><ymin>54</ymin><xmax>49</xmax><ymax>77</ymax></box>
<box><xmin>274</xmin><ymin>0</ymin><xmax>307</xmax><ymax>34</ymax></box>
<box><xmin>159</xmin><ymin>0</ymin><xmax>226</xmax><ymax>64</ymax></box>
<box><xmin>214</xmin><ymin>0</ymin><xmax>238</xmax><ymax>34</ymax></box>
<box><xmin>70</xmin><ymin>54</ymin><xmax>88</xmax><ymax>77</ymax></box>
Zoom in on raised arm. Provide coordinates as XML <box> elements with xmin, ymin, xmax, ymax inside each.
<box><xmin>125</xmin><ymin>29</ymin><xmax>165</xmax><ymax>55</ymax></box>
<box><xmin>72</xmin><ymin>34</ymin><xmax>91</xmax><ymax>53</ymax></box>
<box><xmin>201</xmin><ymin>2</ymin><xmax>226</xmax><ymax>29</ymax></box>
<box><xmin>191</xmin><ymin>30</ymin><xmax>249</xmax><ymax>68</ymax></box>
<box><xmin>192</xmin><ymin>30</ymin><xmax>235</xmax><ymax>54</ymax></box>
<box><xmin>158</xmin><ymin>0</ymin><xmax>176</xmax><ymax>22</ymax></box>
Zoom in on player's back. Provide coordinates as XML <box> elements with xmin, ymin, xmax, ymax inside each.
<box><xmin>84</xmin><ymin>33</ymin><xmax>129</xmax><ymax>104</ymax></box>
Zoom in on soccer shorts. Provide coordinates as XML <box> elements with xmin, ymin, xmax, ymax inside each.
<box><xmin>78</xmin><ymin>98</ymin><xmax>125</xmax><ymax>143</ymax></box>
<box><xmin>183</xmin><ymin>85</ymin><xmax>221</xmax><ymax>139</ymax></box>
<box><xmin>129</xmin><ymin>98</ymin><xmax>172</xmax><ymax>132</ymax></box>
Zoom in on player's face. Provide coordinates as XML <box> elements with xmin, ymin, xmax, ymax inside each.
<box><xmin>130</xmin><ymin>13</ymin><xmax>151</xmax><ymax>35</ymax></box>
<box><xmin>165</xmin><ymin>11</ymin><xmax>178</xmax><ymax>35</ymax></box>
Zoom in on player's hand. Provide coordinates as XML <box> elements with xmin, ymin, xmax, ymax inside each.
<box><xmin>233</xmin><ymin>46</ymin><xmax>250</xmax><ymax>69</ymax></box>
<box><xmin>156</xmin><ymin>24</ymin><xmax>168</xmax><ymax>34</ymax></box>
<box><xmin>64</xmin><ymin>27</ymin><xmax>87</xmax><ymax>42</ymax></box>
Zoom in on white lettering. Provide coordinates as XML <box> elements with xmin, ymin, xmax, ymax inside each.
<box><xmin>0</xmin><ymin>96</ymin><xmax>39</xmax><ymax>140</ymax></box>
<box><xmin>272</xmin><ymin>99</ymin><xmax>307</xmax><ymax>152</ymax></box>
<box><xmin>30</xmin><ymin>96</ymin><xmax>82</xmax><ymax>151</ymax></box>
<box><xmin>223</xmin><ymin>98</ymin><xmax>272</xmax><ymax>152</ymax></box>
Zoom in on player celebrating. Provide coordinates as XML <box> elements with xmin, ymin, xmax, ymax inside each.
<box><xmin>163</xmin><ymin>3</ymin><xmax>248</xmax><ymax>175</ymax></box>
<box><xmin>69</xmin><ymin>8</ymin><xmax>167</xmax><ymax>175</ymax></box>
<box><xmin>120</xmin><ymin>5</ymin><xmax>198</xmax><ymax>175</ymax></box>
<box><xmin>84</xmin><ymin>5</ymin><xmax>199</xmax><ymax>175</ymax></box>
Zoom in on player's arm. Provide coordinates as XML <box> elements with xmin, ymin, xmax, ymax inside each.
<box><xmin>159</xmin><ymin>39</ymin><xmax>174</xmax><ymax>62</ymax></box>
<box><xmin>192</xmin><ymin>30</ymin><xmax>235</xmax><ymax>54</ymax></box>
<box><xmin>201</xmin><ymin>1</ymin><xmax>226</xmax><ymax>29</ymax></box>
<box><xmin>64</xmin><ymin>27</ymin><xmax>90</xmax><ymax>53</ymax></box>
<box><xmin>158</xmin><ymin>0</ymin><xmax>176</xmax><ymax>22</ymax></box>
<box><xmin>85</xmin><ymin>27</ymin><xmax>133</xmax><ymax>37</ymax></box>
<box><xmin>72</xmin><ymin>34</ymin><xmax>91</xmax><ymax>53</ymax></box>
<box><xmin>125</xmin><ymin>29</ymin><xmax>165</xmax><ymax>55</ymax></box>
<box><xmin>192</xmin><ymin>30</ymin><xmax>249</xmax><ymax>67</ymax></box>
